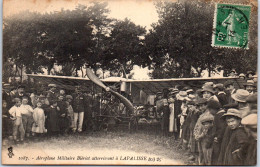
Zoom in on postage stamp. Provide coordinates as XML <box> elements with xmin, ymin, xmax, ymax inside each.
<box><xmin>212</xmin><ymin>3</ymin><xmax>251</xmax><ymax>49</ymax></box>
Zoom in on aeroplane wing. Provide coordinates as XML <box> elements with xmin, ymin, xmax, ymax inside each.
<box><xmin>128</xmin><ymin>77</ymin><xmax>245</xmax><ymax>95</ymax></box>
<box><xmin>27</xmin><ymin>73</ymin><xmax>245</xmax><ymax>104</ymax></box>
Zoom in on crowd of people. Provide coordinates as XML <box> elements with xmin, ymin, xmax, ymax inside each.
<box><xmin>1</xmin><ymin>70</ymin><xmax>257</xmax><ymax>165</ymax></box>
<box><xmin>155</xmin><ymin>73</ymin><xmax>257</xmax><ymax>165</ymax></box>
<box><xmin>2</xmin><ymin>83</ymin><xmax>99</xmax><ymax>145</ymax></box>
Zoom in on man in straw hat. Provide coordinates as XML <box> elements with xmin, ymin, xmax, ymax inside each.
<box><xmin>47</xmin><ymin>83</ymin><xmax>57</xmax><ymax>105</ymax></box>
<box><xmin>231</xmin><ymin>89</ymin><xmax>250</xmax><ymax>118</ymax></box>
<box><xmin>238</xmin><ymin>73</ymin><xmax>246</xmax><ymax>80</ymax></box>
<box><xmin>243</xmin><ymin>80</ymin><xmax>256</xmax><ymax>94</ymax></box>
<box><xmin>218</xmin><ymin>108</ymin><xmax>249</xmax><ymax>165</ymax></box>
<box><xmin>14</xmin><ymin>85</ymin><xmax>32</xmax><ymax>105</ymax></box>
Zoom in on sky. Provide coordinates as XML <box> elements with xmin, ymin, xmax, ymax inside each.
<box><xmin>3</xmin><ymin>0</ymin><xmax>159</xmax><ymax>29</ymax></box>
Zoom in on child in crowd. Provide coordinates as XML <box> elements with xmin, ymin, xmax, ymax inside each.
<box><xmin>66</xmin><ymin>95</ymin><xmax>74</xmax><ymax>131</ymax></box>
<box><xmin>187</xmin><ymin>98</ymin><xmax>206</xmax><ymax>161</ymax></box>
<box><xmin>220</xmin><ymin>108</ymin><xmax>249</xmax><ymax>165</ymax></box>
<box><xmin>32</xmin><ymin>101</ymin><xmax>47</xmax><ymax>139</ymax></box>
<box><xmin>57</xmin><ymin>95</ymin><xmax>69</xmax><ymax>135</ymax></box>
<box><xmin>46</xmin><ymin>100</ymin><xmax>60</xmax><ymax>137</ymax></box>
<box><xmin>193</xmin><ymin>98</ymin><xmax>209</xmax><ymax>165</ymax></box>
<box><xmin>9</xmin><ymin>98</ymin><xmax>25</xmax><ymax>144</ymax></box>
<box><xmin>199</xmin><ymin>113</ymin><xmax>214</xmax><ymax>165</ymax></box>
<box><xmin>20</xmin><ymin>97</ymin><xmax>34</xmax><ymax>138</ymax></box>
<box><xmin>59</xmin><ymin>89</ymin><xmax>66</xmax><ymax>97</ymax></box>
<box><xmin>194</xmin><ymin>111</ymin><xmax>214</xmax><ymax>165</ymax></box>
<box><xmin>2</xmin><ymin>100</ymin><xmax>12</xmax><ymax>139</ymax></box>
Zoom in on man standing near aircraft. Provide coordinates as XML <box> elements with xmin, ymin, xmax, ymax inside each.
<box><xmin>72</xmin><ymin>85</ymin><xmax>85</xmax><ymax>133</ymax></box>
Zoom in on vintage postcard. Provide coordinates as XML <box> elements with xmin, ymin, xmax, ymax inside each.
<box><xmin>2</xmin><ymin>0</ymin><xmax>257</xmax><ymax>165</ymax></box>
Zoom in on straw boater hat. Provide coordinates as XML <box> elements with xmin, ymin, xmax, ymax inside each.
<box><xmin>239</xmin><ymin>73</ymin><xmax>246</xmax><ymax>78</ymax></box>
<box><xmin>243</xmin><ymin>80</ymin><xmax>256</xmax><ymax>87</ymax></box>
<box><xmin>186</xmin><ymin>89</ymin><xmax>194</xmax><ymax>95</ymax></box>
<box><xmin>231</xmin><ymin>89</ymin><xmax>249</xmax><ymax>103</ymax></box>
<box><xmin>176</xmin><ymin>91</ymin><xmax>187</xmax><ymax>101</ymax></box>
<box><xmin>241</xmin><ymin>113</ymin><xmax>257</xmax><ymax>128</ymax></box>
<box><xmin>230</xmin><ymin>69</ymin><xmax>236</xmax><ymax>73</ymax></box>
<box><xmin>222</xmin><ymin>108</ymin><xmax>242</xmax><ymax>119</ymax></box>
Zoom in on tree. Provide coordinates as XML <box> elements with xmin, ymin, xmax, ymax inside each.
<box><xmin>145</xmin><ymin>0</ymin><xmax>257</xmax><ymax>78</ymax></box>
<box><xmin>103</xmin><ymin>18</ymin><xmax>147</xmax><ymax>76</ymax></box>
<box><xmin>3</xmin><ymin>2</ymin><xmax>112</xmax><ymax>77</ymax></box>
<box><xmin>3</xmin><ymin>11</ymin><xmax>44</xmax><ymax>80</ymax></box>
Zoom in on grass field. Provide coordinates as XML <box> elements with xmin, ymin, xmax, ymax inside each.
<box><xmin>2</xmin><ymin>123</ymin><xmax>195</xmax><ymax>165</ymax></box>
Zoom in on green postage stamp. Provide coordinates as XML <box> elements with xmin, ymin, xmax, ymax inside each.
<box><xmin>212</xmin><ymin>3</ymin><xmax>251</xmax><ymax>49</ymax></box>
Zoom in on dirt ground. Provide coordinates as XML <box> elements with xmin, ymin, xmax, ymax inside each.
<box><xmin>2</xmin><ymin>123</ymin><xmax>195</xmax><ymax>165</ymax></box>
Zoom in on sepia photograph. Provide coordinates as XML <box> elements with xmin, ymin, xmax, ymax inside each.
<box><xmin>2</xmin><ymin>0</ymin><xmax>258</xmax><ymax>165</ymax></box>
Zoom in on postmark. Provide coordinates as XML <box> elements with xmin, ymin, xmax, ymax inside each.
<box><xmin>212</xmin><ymin>3</ymin><xmax>251</xmax><ymax>49</ymax></box>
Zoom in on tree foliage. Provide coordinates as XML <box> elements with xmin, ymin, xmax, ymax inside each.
<box><xmin>3</xmin><ymin>1</ymin><xmax>257</xmax><ymax>81</ymax></box>
<box><xmin>146</xmin><ymin>1</ymin><xmax>257</xmax><ymax>78</ymax></box>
